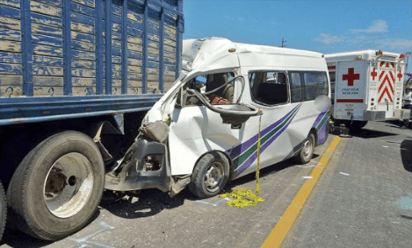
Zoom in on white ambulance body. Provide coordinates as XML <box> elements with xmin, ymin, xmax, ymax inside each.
<box><xmin>326</xmin><ymin>50</ymin><xmax>408</xmax><ymax>123</ymax></box>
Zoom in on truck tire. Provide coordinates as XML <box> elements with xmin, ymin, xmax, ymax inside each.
<box><xmin>189</xmin><ymin>152</ymin><xmax>230</xmax><ymax>199</ymax></box>
<box><xmin>295</xmin><ymin>133</ymin><xmax>315</xmax><ymax>164</ymax></box>
<box><xmin>7</xmin><ymin>131</ymin><xmax>104</xmax><ymax>241</ymax></box>
<box><xmin>0</xmin><ymin>181</ymin><xmax>6</xmax><ymax>242</ymax></box>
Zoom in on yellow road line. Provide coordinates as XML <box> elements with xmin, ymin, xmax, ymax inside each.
<box><xmin>261</xmin><ymin>136</ymin><xmax>341</xmax><ymax>248</ymax></box>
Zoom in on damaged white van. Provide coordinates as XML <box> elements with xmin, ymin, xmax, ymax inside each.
<box><xmin>105</xmin><ymin>38</ymin><xmax>331</xmax><ymax>198</ymax></box>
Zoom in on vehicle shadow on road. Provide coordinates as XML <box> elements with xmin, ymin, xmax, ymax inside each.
<box><xmin>384</xmin><ymin>119</ymin><xmax>411</xmax><ymax>129</ymax></box>
<box><xmin>0</xmin><ymin>229</ymin><xmax>52</xmax><ymax>248</ymax></box>
<box><xmin>99</xmin><ymin>188</ymin><xmax>188</xmax><ymax>219</ymax></box>
<box><xmin>0</xmin><ymin>210</ymin><xmax>101</xmax><ymax>248</ymax></box>
<box><xmin>400</xmin><ymin>139</ymin><xmax>412</xmax><ymax>172</ymax></box>
<box><xmin>99</xmin><ymin>153</ymin><xmax>319</xmax><ymax>219</ymax></box>
<box><xmin>225</xmin><ymin>154</ymin><xmax>319</xmax><ymax>191</ymax></box>
<box><xmin>348</xmin><ymin>127</ymin><xmax>398</xmax><ymax>139</ymax></box>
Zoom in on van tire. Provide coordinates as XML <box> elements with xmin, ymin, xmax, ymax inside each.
<box><xmin>7</xmin><ymin>131</ymin><xmax>104</xmax><ymax>241</ymax></box>
<box><xmin>0</xmin><ymin>181</ymin><xmax>6</xmax><ymax>242</ymax></box>
<box><xmin>295</xmin><ymin>133</ymin><xmax>315</xmax><ymax>164</ymax></box>
<box><xmin>189</xmin><ymin>152</ymin><xmax>230</xmax><ymax>199</ymax></box>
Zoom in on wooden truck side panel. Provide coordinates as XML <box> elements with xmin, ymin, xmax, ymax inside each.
<box><xmin>0</xmin><ymin>0</ymin><xmax>184</xmax><ymax>126</ymax></box>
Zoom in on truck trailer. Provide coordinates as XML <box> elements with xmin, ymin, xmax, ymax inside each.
<box><xmin>0</xmin><ymin>0</ymin><xmax>184</xmax><ymax>241</ymax></box>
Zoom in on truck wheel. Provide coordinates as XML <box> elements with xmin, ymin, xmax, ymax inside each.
<box><xmin>189</xmin><ymin>152</ymin><xmax>230</xmax><ymax>199</ymax></box>
<box><xmin>296</xmin><ymin>133</ymin><xmax>315</xmax><ymax>164</ymax></box>
<box><xmin>7</xmin><ymin>131</ymin><xmax>104</xmax><ymax>241</ymax></box>
<box><xmin>0</xmin><ymin>181</ymin><xmax>6</xmax><ymax>241</ymax></box>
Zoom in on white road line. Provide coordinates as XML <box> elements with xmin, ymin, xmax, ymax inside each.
<box><xmin>302</xmin><ymin>176</ymin><xmax>313</xmax><ymax>179</ymax></box>
<box><xmin>195</xmin><ymin>197</ymin><xmax>231</xmax><ymax>207</ymax></box>
<box><xmin>68</xmin><ymin>221</ymin><xmax>116</xmax><ymax>248</ymax></box>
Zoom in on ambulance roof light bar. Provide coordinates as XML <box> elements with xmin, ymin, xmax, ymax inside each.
<box><xmin>375</xmin><ymin>50</ymin><xmax>400</xmax><ymax>61</ymax></box>
<box><xmin>398</xmin><ymin>53</ymin><xmax>406</xmax><ymax>63</ymax></box>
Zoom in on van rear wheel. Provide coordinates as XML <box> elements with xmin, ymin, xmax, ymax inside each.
<box><xmin>296</xmin><ymin>133</ymin><xmax>315</xmax><ymax>164</ymax></box>
<box><xmin>7</xmin><ymin>131</ymin><xmax>104</xmax><ymax>241</ymax></box>
<box><xmin>189</xmin><ymin>152</ymin><xmax>230</xmax><ymax>199</ymax></box>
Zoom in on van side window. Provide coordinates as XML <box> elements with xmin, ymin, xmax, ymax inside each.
<box><xmin>289</xmin><ymin>72</ymin><xmax>303</xmax><ymax>102</ymax></box>
<box><xmin>303</xmin><ymin>72</ymin><xmax>328</xmax><ymax>101</ymax></box>
<box><xmin>249</xmin><ymin>71</ymin><xmax>289</xmax><ymax>105</ymax></box>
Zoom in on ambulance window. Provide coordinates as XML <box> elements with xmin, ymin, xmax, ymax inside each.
<box><xmin>328</xmin><ymin>71</ymin><xmax>336</xmax><ymax>102</ymax></box>
<box><xmin>289</xmin><ymin>72</ymin><xmax>303</xmax><ymax>102</ymax></box>
<box><xmin>329</xmin><ymin>71</ymin><xmax>335</xmax><ymax>82</ymax></box>
<box><xmin>303</xmin><ymin>72</ymin><xmax>328</xmax><ymax>101</ymax></box>
<box><xmin>249</xmin><ymin>71</ymin><xmax>289</xmax><ymax>105</ymax></box>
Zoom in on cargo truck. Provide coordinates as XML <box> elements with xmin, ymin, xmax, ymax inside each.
<box><xmin>0</xmin><ymin>0</ymin><xmax>183</xmax><ymax>241</ymax></box>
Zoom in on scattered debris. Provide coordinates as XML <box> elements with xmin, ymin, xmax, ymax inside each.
<box><xmin>220</xmin><ymin>189</ymin><xmax>264</xmax><ymax>208</ymax></box>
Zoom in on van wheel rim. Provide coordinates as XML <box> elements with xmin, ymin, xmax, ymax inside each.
<box><xmin>204</xmin><ymin>164</ymin><xmax>223</xmax><ymax>193</ymax></box>
<box><xmin>303</xmin><ymin>140</ymin><xmax>310</xmax><ymax>157</ymax></box>
<box><xmin>303</xmin><ymin>138</ymin><xmax>313</xmax><ymax>158</ymax></box>
<box><xmin>44</xmin><ymin>152</ymin><xmax>94</xmax><ymax>218</ymax></box>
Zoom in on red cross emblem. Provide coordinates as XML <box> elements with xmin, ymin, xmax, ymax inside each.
<box><xmin>371</xmin><ymin>68</ymin><xmax>377</xmax><ymax>80</ymax></box>
<box><xmin>397</xmin><ymin>70</ymin><xmax>403</xmax><ymax>81</ymax></box>
<box><xmin>342</xmin><ymin>68</ymin><xmax>360</xmax><ymax>86</ymax></box>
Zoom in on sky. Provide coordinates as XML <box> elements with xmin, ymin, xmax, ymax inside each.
<box><xmin>183</xmin><ymin>0</ymin><xmax>412</xmax><ymax>73</ymax></box>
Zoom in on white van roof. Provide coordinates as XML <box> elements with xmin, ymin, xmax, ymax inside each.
<box><xmin>182</xmin><ymin>37</ymin><xmax>326</xmax><ymax>73</ymax></box>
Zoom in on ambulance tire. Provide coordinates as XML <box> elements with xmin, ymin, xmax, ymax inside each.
<box><xmin>0</xmin><ymin>181</ymin><xmax>6</xmax><ymax>242</ymax></box>
<box><xmin>350</xmin><ymin>121</ymin><xmax>368</xmax><ymax>129</ymax></box>
<box><xmin>189</xmin><ymin>152</ymin><xmax>230</xmax><ymax>199</ymax></box>
<box><xmin>296</xmin><ymin>133</ymin><xmax>315</xmax><ymax>164</ymax></box>
<box><xmin>7</xmin><ymin>131</ymin><xmax>104</xmax><ymax>241</ymax></box>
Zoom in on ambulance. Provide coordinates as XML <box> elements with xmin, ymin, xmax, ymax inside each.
<box><xmin>326</xmin><ymin>50</ymin><xmax>409</xmax><ymax>128</ymax></box>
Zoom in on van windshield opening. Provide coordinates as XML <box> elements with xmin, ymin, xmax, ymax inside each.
<box><xmin>187</xmin><ymin>72</ymin><xmax>235</xmax><ymax>105</ymax></box>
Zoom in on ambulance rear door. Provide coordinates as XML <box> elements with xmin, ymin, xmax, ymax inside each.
<box><xmin>371</xmin><ymin>59</ymin><xmax>404</xmax><ymax>119</ymax></box>
<box><xmin>334</xmin><ymin>60</ymin><xmax>367</xmax><ymax>121</ymax></box>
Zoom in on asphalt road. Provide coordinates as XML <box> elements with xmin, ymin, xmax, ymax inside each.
<box><xmin>282</xmin><ymin>120</ymin><xmax>412</xmax><ymax>248</ymax></box>
<box><xmin>1</xmin><ymin>120</ymin><xmax>411</xmax><ymax>248</ymax></box>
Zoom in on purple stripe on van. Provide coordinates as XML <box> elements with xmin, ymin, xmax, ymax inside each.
<box><xmin>226</xmin><ymin>105</ymin><xmax>300</xmax><ymax>158</ymax></box>
<box><xmin>235</xmin><ymin>109</ymin><xmax>299</xmax><ymax>174</ymax></box>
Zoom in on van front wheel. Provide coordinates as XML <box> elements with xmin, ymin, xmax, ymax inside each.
<box><xmin>296</xmin><ymin>133</ymin><xmax>315</xmax><ymax>164</ymax></box>
<box><xmin>189</xmin><ymin>152</ymin><xmax>230</xmax><ymax>199</ymax></box>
